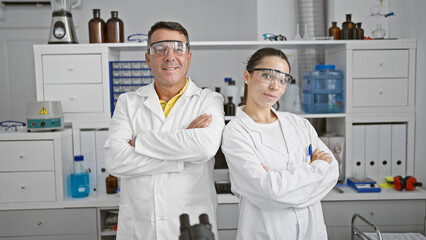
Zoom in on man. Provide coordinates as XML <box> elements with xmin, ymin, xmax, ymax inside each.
<box><xmin>104</xmin><ymin>21</ymin><xmax>224</xmax><ymax>239</ymax></box>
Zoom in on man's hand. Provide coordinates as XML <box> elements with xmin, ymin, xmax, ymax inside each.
<box><xmin>129</xmin><ymin>136</ymin><xmax>136</xmax><ymax>147</ymax></box>
<box><xmin>311</xmin><ymin>149</ymin><xmax>332</xmax><ymax>164</ymax></box>
<box><xmin>186</xmin><ymin>113</ymin><xmax>212</xmax><ymax>129</ymax></box>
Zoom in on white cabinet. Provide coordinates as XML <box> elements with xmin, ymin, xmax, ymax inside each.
<box><xmin>0</xmin><ymin>130</ymin><xmax>72</xmax><ymax>204</ymax></box>
<box><xmin>0</xmin><ymin>208</ymin><xmax>97</xmax><ymax>239</ymax></box>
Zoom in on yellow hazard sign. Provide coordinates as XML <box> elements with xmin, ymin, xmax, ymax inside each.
<box><xmin>39</xmin><ymin>106</ymin><xmax>48</xmax><ymax>115</ymax></box>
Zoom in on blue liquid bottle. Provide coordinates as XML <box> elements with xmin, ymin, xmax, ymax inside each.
<box><xmin>70</xmin><ymin>155</ymin><xmax>90</xmax><ymax>198</ymax></box>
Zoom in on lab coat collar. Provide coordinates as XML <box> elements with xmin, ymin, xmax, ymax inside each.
<box><xmin>135</xmin><ymin>77</ymin><xmax>201</xmax><ymax>121</ymax></box>
<box><xmin>235</xmin><ymin>107</ymin><xmax>291</xmax><ymax>157</ymax></box>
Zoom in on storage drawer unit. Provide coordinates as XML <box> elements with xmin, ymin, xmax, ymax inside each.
<box><xmin>0</xmin><ymin>208</ymin><xmax>97</xmax><ymax>238</ymax></box>
<box><xmin>352</xmin><ymin>78</ymin><xmax>408</xmax><ymax>107</ymax></box>
<box><xmin>42</xmin><ymin>54</ymin><xmax>102</xmax><ymax>84</ymax></box>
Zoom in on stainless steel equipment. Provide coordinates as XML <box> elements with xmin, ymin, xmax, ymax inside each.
<box><xmin>48</xmin><ymin>0</ymin><xmax>78</xmax><ymax>44</ymax></box>
<box><xmin>26</xmin><ymin>101</ymin><xmax>64</xmax><ymax>131</ymax></box>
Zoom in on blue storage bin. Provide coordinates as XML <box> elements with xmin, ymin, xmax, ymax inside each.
<box><xmin>302</xmin><ymin>64</ymin><xmax>344</xmax><ymax>114</ymax></box>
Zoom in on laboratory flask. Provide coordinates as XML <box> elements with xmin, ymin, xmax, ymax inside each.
<box><xmin>70</xmin><ymin>155</ymin><xmax>90</xmax><ymax>198</ymax></box>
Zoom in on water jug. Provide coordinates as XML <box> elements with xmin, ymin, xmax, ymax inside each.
<box><xmin>302</xmin><ymin>64</ymin><xmax>344</xmax><ymax>114</ymax></box>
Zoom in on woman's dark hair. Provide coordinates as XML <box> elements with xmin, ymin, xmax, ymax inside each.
<box><xmin>243</xmin><ymin>48</ymin><xmax>291</xmax><ymax>109</ymax></box>
<box><xmin>147</xmin><ymin>21</ymin><xmax>190</xmax><ymax>48</ymax></box>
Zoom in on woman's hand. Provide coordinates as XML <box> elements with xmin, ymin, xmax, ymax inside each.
<box><xmin>311</xmin><ymin>149</ymin><xmax>332</xmax><ymax>164</ymax></box>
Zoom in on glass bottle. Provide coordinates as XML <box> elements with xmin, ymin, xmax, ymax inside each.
<box><xmin>106</xmin><ymin>11</ymin><xmax>124</xmax><ymax>43</ymax></box>
<box><xmin>225</xmin><ymin>97</ymin><xmax>235</xmax><ymax>116</ymax></box>
<box><xmin>106</xmin><ymin>174</ymin><xmax>118</xmax><ymax>194</ymax></box>
<box><xmin>372</xmin><ymin>24</ymin><xmax>385</xmax><ymax>39</ymax></box>
<box><xmin>70</xmin><ymin>155</ymin><xmax>90</xmax><ymax>198</ymax></box>
<box><xmin>329</xmin><ymin>21</ymin><xmax>341</xmax><ymax>40</ymax></box>
<box><xmin>352</xmin><ymin>22</ymin><xmax>364</xmax><ymax>40</ymax></box>
<box><xmin>88</xmin><ymin>9</ymin><xmax>105</xmax><ymax>43</ymax></box>
<box><xmin>341</xmin><ymin>14</ymin><xmax>354</xmax><ymax>40</ymax></box>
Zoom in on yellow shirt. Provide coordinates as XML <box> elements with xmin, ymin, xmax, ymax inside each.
<box><xmin>159</xmin><ymin>78</ymin><xmax>189</xmax><ymax>118</ymax></box>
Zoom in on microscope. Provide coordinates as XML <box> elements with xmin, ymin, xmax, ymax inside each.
<box><xmin>179</xmin><ymin>213</ymin><xmax>215</xmax><ymax>240</ymax></box>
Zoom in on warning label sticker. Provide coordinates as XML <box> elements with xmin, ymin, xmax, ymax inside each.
<box><xmin>39</xmin><ymin>106</ymin><xmax>48</xmax><ymax>115</ymax></box>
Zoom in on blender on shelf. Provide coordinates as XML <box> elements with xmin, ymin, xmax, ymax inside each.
<box><xmin>48</xmin><ymin>0</ymin><xmax>79</xmax><ymax>44</ymax></box>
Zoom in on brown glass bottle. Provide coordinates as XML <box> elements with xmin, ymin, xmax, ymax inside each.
<box><xmin>106</xmin><ymin>11</ymin><xmax>124</xmax><ymax>43</ymax></box>
<box><xmin>358</xmin><ymin>22</ymin><xmax>364</xmax><ymax>40</ymax></box>
<box><xmin>329</xmin><ymin>21</ymin><xmax>341</xmax><ymax>40</ymax></box>
<box><xmin>106</xmin><ymin>174</ymin><xmax>118</xmax><ymax>194</ymax></box>
<box><xmin>89</xmin><ymin>9</ymin><xmax>105</xmax><ymax>43</ymax></box>
<box><xmin>225</xmin><ymin>97</ymin><xmax>235</xmax><ymax>116</ymax></box>
<box><xmin>341</xmin><ymin>14</ymin><xmax>354</xmax><ymax>39</ymax></box>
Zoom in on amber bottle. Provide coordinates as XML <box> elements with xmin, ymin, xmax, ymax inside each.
<box><xmin>329</xmin><ymin>21</ymin><xmax>341</xmax><ymax>40</ymax></box>
<box><xmin>225</xmin><ymin>97</ymin><xmax>235</xmax><ymax>116</ymax></box>
<box><xmin>106</xmin><ymin>11</ymin><xmax>124</xmax><ymax>43</ymax></box>
<box><xmin>88</xmin><ymin>9</ymin><xmax>105</xmax><ymax>43</ymax></box>
<box><xmin>106</xmin><ymin>174</ymin><xmax>118</xmax><ymax>194</ymax></box>
<box><xmin>341</xmin><ymin>14</ymin><xmax>354</xmax><ymax>40</ymax></box>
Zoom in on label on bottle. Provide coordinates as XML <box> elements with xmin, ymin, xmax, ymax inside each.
<box><xmin>78</xmin><ymin>186</ymin><xmax>86</xmax><ymax>192</ymax></box>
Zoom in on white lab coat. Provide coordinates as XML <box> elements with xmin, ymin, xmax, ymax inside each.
<box><xmin>222</xmin><ymin>107</ymin><xmax>339</xmax><ymax>240</ymax></box>
<box><xmin>104</xmin><ymin>78</ymin><xmax>225</xmax><ymax>240</ymax></box>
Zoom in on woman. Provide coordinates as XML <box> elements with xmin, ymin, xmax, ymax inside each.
<box><xmin>221</xmin><ymin>48</ymin><xmax>339</xmax><ymax>239</ymax></box>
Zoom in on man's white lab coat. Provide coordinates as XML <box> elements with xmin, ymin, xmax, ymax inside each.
<box><xmin>105</xmin><ymin>79</ymin><xmax>225</xmax><ymax>240</ymax></box>
<box><xmin>222</xmin><ymin>107</ymin><xmax>339</xmax><ymax>240</ymax></box>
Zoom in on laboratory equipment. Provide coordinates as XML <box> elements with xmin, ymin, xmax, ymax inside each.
<box><xmin>179</xmin><ymin>213</ymin><xmax>215</xmax><ymax>240</ymax></box>
<box><xmin>225</xmin><ymin>97</ymin><xmax>235</xmax><ymax>116</ymax></box>
<box><xmin>106</xmin><ymin>174</ymin><xmax>118</xmax><ymax>194</ymax></box>
<box><xmin>26</xmin><ymin>101</ymin><xmax>64</xmax><ymax>132</ymax></box>
<box><xmin>70</xmin><ymin>155</ymin><xmax>90</xmax><ymax>198</ymax></box>
<box><xmin>329</xmin><ymin>21</ymin><xmax>341</xmax><ymax>40</ymax></box>
<box><xmin>0</xmin><ymin>121</ymin><xmax>26</xmax><ymax>132</ymax></box>
<box><xmin>393</xmin><ymin>176</ymin><xmax>423</xmax><ymax>191</ymax></box>
<box><xmin>280</xmin><ymin>79</ymin><xmax>302</xmax><ymax>113</ymax></box>
<box><xmin>106</xmin><ymin>11</ymin><xmax>124</xmax><ymax>43</ymax></box>
<box><xmin>372</xmin><ymin>24</ymin><xmax>386</xmax><ymax>39</ymax></box>
<box><xmin>347</xmin><ymin>177</ymin><xmax>381</xmax><ymax>193</ymax></box>
<box><xmin>88</xmin><ymin>9</ymin><xmax>105</xmax><ymax>43</ymax></box>
<box><xmin>48</xmin><ymin>0</ymin><xmax>78</xmax><ymax>44</ymax></box>
<box><xmin>341</xmin><ymin>14</ymin><xmax>355</xmax><ymax>40</ymax></box>
<box><xmin>302</xmin><ymin>64</ymin><xmax>344</xmax><ymax>114</ymax></box>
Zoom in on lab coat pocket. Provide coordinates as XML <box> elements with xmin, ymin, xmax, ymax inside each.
<box><xmin>117</xmin><ymin>203</ymin><xmax>136</xmax><ymax>238</ymax></box>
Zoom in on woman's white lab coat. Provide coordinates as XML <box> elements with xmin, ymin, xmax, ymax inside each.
<box><xmin>222</xmin><ymin>107</ymin><xmax>339</xmax><ymax>240</ymax></box>
<box><xmin>104</xmin><ymin>79</ymin><xmax>224</xmax><ymax>240</ymax></box>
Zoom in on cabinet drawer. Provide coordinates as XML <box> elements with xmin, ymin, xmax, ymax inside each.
<box><xmin>352</xmin><ymin>78</ymin><xmax>408</xmax><ymax>107</ymax></box>
<box><xmin>0</xmin><ymin>172</ymin><xmax>56</xmax><ymax>202</ymax></box>
<box><xmin>44</xmin><ymin>84</ymin><xmax>103</xmax><ymax>113</ymax></box>
<box><xmin>42</xmin><ymin>54</ymin><xmax>102</xmax><ymax>84</ymax></box>
<box><xmin>217</xmin><ymin>203</ymin><xmax>239</xmax><ymax>230</ymax></box>
<box><xmin>322</xmin><ymin>200</ymin><xmax>425</xmax><ymax>227</ymax></box>
<box><xmin>0</xmin><ymin>208</ymin><xmax>97</xmax><ymax>237</ymax></box>
<box><xmin>353</xmin><ymin>50</ymin><xmax>409</xmax><ymax>78</ymax></box>
<box><xmin>0</xmin><ymin>140</ymin><xmax>54</xmax><ymax>171</ymax></box>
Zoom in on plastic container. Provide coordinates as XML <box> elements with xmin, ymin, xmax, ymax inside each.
<box><xmin>302</xmin><ymin>64</ymin><xmax>344</xmax><ymax>114</ymax></box>
<box><xmin>70</xmin><ymin>155</ymin><xmax>90</xmax><ymax>198</ymax></box>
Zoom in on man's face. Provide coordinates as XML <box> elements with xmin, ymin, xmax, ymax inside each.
<box><xmin>145</xmin><ymin>28</ymin><xmax>192</xmax><ymax>88</ymax></box>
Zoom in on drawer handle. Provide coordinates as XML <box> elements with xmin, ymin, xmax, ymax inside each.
<box><xmin>378</xmin><ymin>90</ymin><xmax>383</xmax><ymax>95</ymax></box>
<box><xmin>20</xmin><ymin>184</ymin><xmax>27</xmax><ymax>190</ymax></box>
<box><xmin>37</xmin><ymin>221</ymin><xmax>43</xmax><ymax>226</ymax></box>
<box><xmin>379</xmin><ymin>62</ymin><xmax>384</xmax><ymax>67</ymax></box>
<box><xmin>370</xmin><ymin>212</ymin><xmax>375</xmax><ymax>216</ymax></box>
<box><xmin>69</xmin><ymin>96</ymin><xmax>76</xmax><ymax>101</ymax></box>
<box><xmin>19</xmin><ymin>153</ymin><xmax>25</xmax><ymax>158</ymax></box>
<box><xmin>67</xmin><ymin>67</ymin><xmax>75</xmax><ymax>72</ymax></box>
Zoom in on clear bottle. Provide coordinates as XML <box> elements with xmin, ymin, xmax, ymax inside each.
<box><xmin>225</xmin><ymin>97</ymin><xmax>235</xmax><ymax>116</ymax></box>
<box><xmin>106</xmin><ymin>174</ymin><xmax>118</xmax><ymax>194</ymax></box>
<box><xmin>329</xmin><ymin>21</ymin><xmax>341</xmax><ymax>40</ymax></box>
<box><xmin>88</xmin><ymin>9</ymin><xmax>105</xmax><ymax>43</ymax></box>
<box><xmin>70</xmin><ymin>155</ymin><xmax>90</xmax><ymax>198</ymax></box>
<box><xmin>372</xmin><ymin>24</ymin><xmax>386</xmax><ymax>39</ymax></box>
<box><xmin>106</xmin><ymin>11</ymin><xmax>124</xmax><ymax>43</ymax></box>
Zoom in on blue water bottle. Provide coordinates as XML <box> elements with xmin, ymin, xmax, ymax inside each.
<box><xmin>70</xmin><ymin>155</ymin><xmax>90</xmax><ymax>198</ymax></box>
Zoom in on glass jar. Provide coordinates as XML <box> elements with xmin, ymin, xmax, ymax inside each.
<box><xmin>106</xmin><ymin>174</ymin><xmax>118</xmax><ymax>194</ymax></box>
<box><xmin>372</xmin><ymin>24</ymin><xmax>386</xmax><ymax>39</ymax></box>
<box><xmin>106</xmin><ymin>11</ymin><xmax>124</xmax><ymax>43</ymax></box>
<box><xmin>329</xmin><ymin>21</ymin><xmax>341</xmax><ymax>40</ymax></box>
<box><xmin>88</xmin><ymin>9</ymin><xmax>105</xmax><ymax>43</ymax></box>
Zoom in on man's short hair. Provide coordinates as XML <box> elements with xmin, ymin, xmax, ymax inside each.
<box><xmin>147</xmin><ymin>21</ymin><xmax>190</xmax><ymax>47</ymax></box>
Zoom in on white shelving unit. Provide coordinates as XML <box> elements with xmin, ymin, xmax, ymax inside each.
<box><xmin>20</xmin><ymin>39</ymin><xmax>425</xmax><ymax>240</ymax></box>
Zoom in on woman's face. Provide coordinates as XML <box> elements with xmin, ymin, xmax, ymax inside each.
<box><xmin>244</xmin><ymin>56</ymin><xmax>290</xmax><ymax>109</ymax></box>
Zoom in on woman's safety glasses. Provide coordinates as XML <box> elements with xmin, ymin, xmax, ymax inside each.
<box><xmin>249</xmin><ymin>68</ymin><xmax>293</xmax><ymax>88</ymax></box>
<box><xmin>148</xmin><ymin>40</ymin><xmax>190</xmax><ymax>56</ymax></box>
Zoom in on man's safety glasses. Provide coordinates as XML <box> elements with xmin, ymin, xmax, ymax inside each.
<box><xmin>148</xmin><ymin>40</ymin><xmax>190</xmax><ymax>56</ymax></box>
<box><xmin>249</xmin><ymin>68</ymin><xmax>293</xmax><ymax>88</ymax></box>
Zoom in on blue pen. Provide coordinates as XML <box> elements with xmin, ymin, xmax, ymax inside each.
<box><xmin>308</xmin><ymin>144</ymin><xmax>312</xmax><ymax>163</ymax></box>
